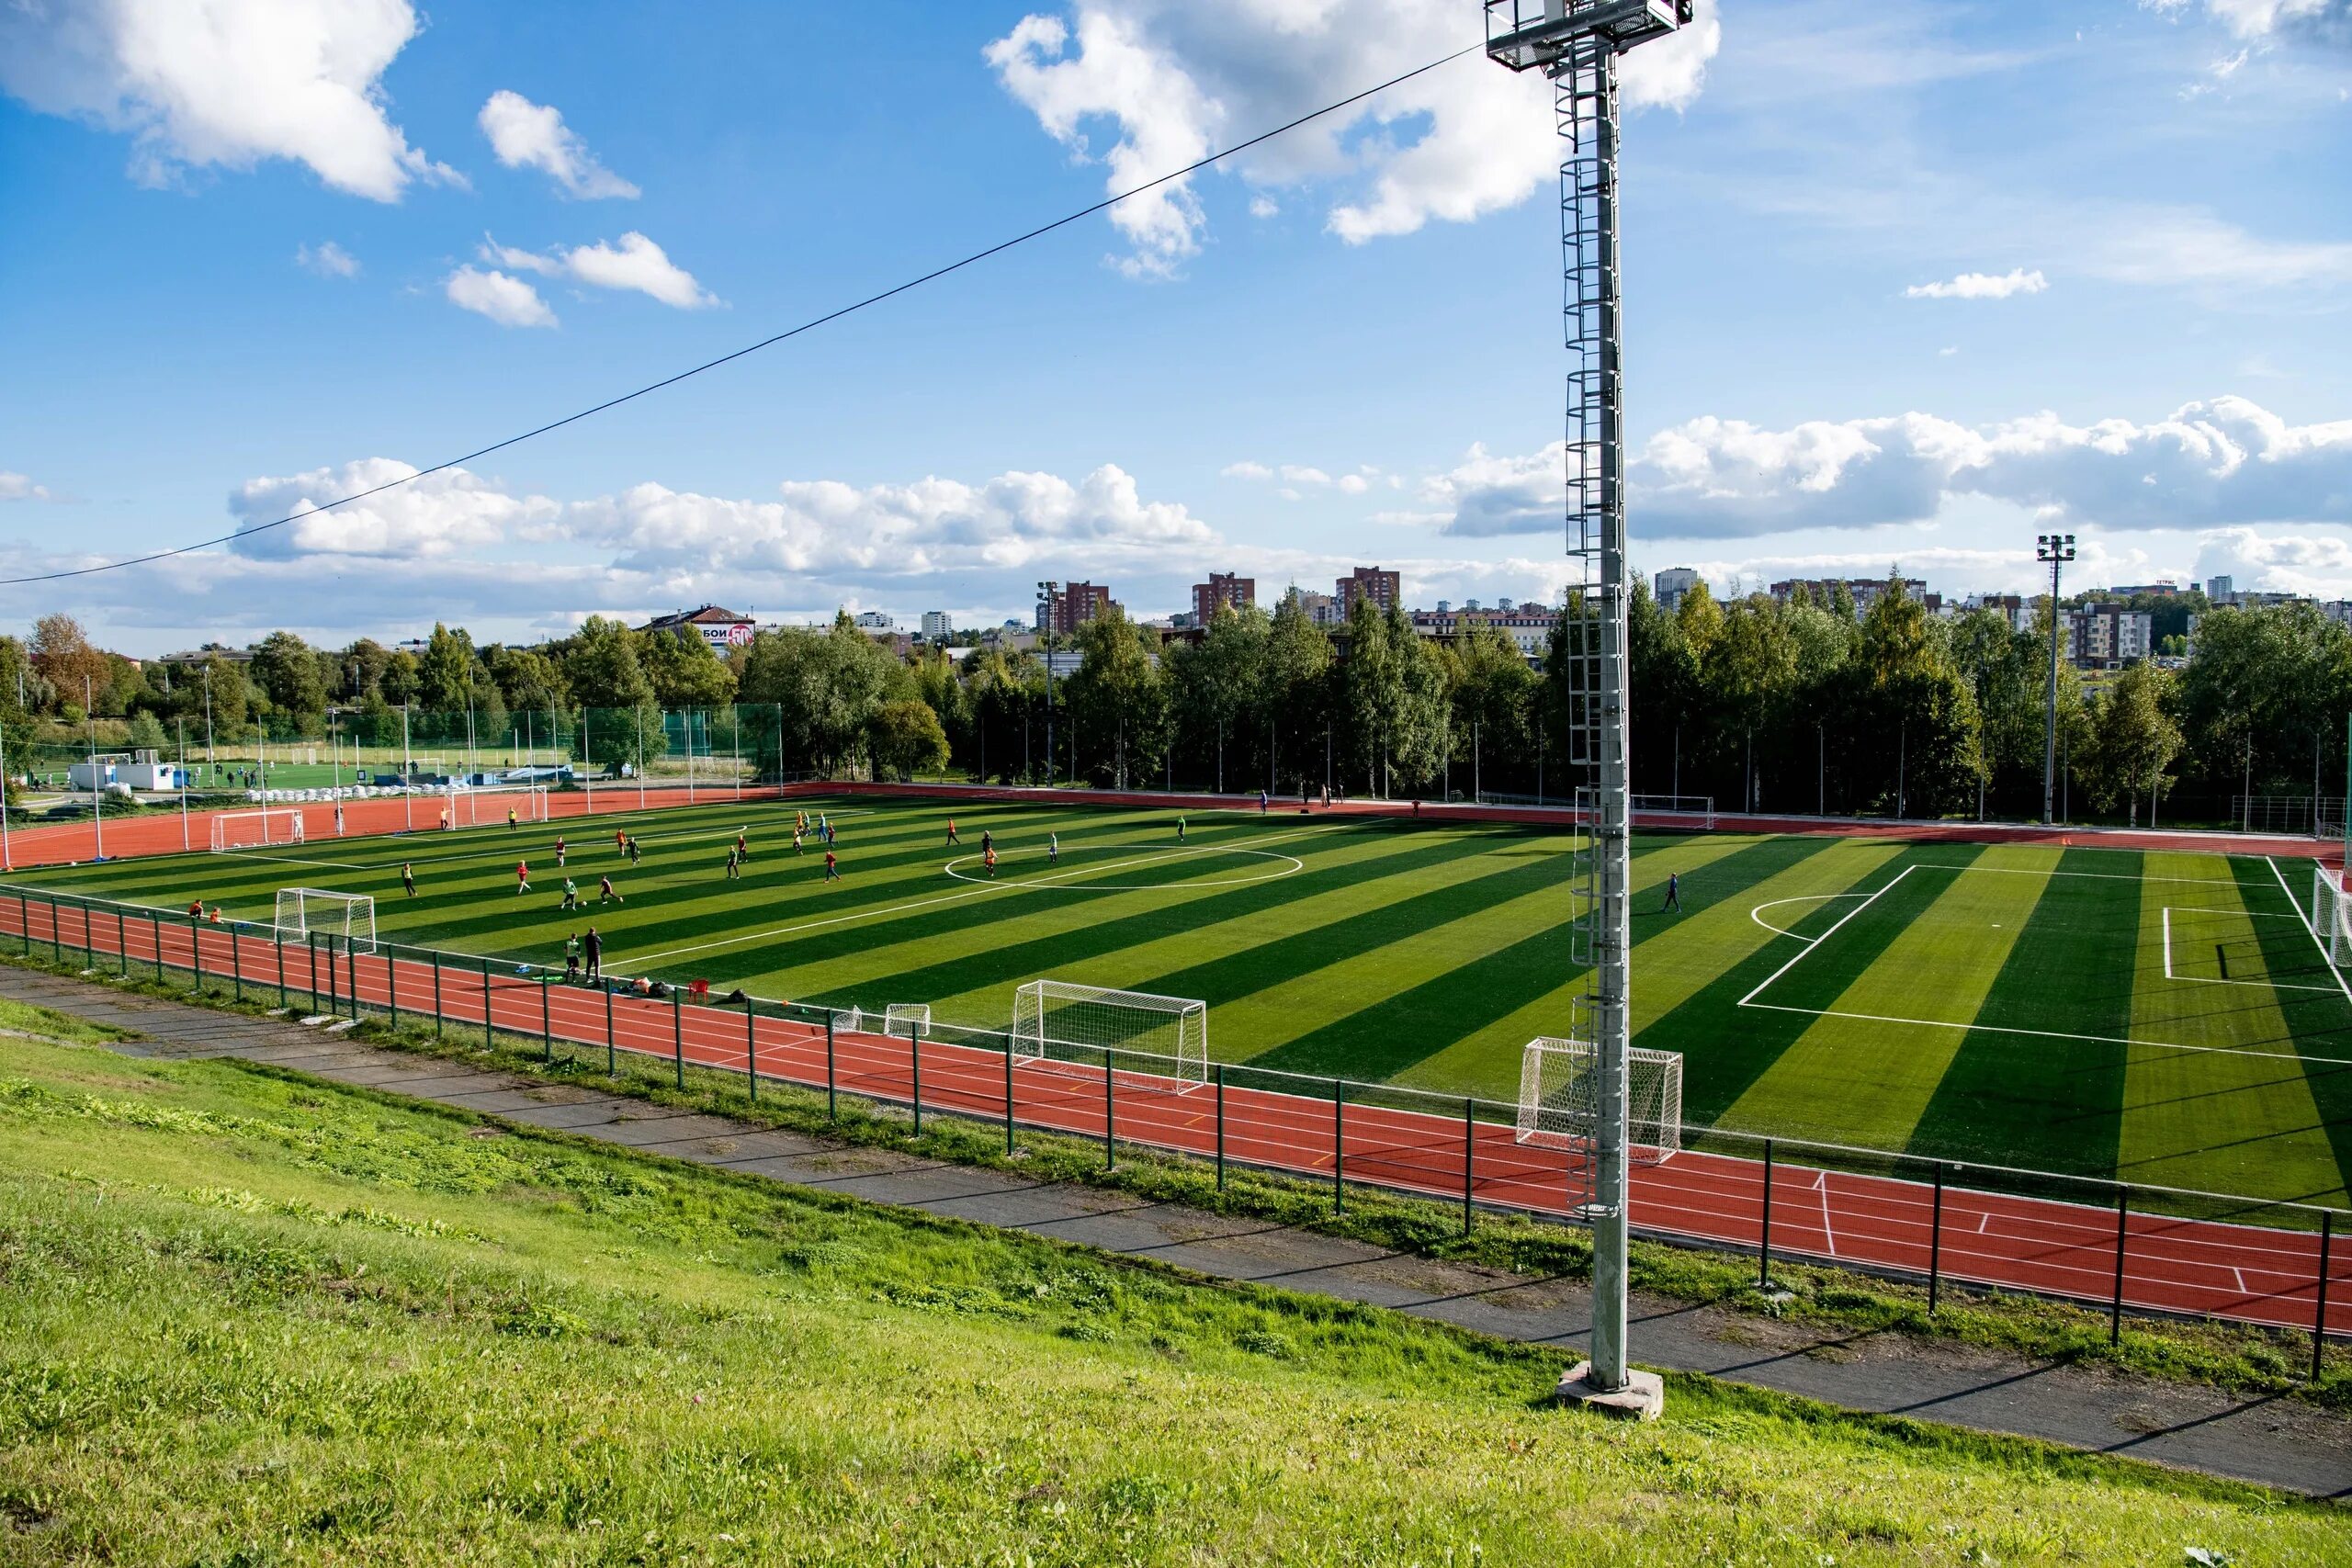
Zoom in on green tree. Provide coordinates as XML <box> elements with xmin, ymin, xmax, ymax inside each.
<box><xmin>417</xmin><ymin>624</ymin><xmax>476</xmax><ymax>714</ymax></box>
<box><xmin>30</xmin><ymin>614</ymin><xmax>110</xmax><ymax>713</ymax></box>
<box><xmin>1263</xmin><ymin>594</ymin><xmax>1334</xmax><ymax>795</ymax></box>
<box><xmin>639</xmin><ymin>627</ymin><xmax>738</xmax><ymax>709</ymax></box>
<box><xmin>1836</xmin><ymin>578</ymin><xmax>1982</xmax><ymax>817</ymax></box>
<box><xmin>248</xmin><ymin>631</ymin><xmax>328</xmax><ymax>731</ymax></box>
<box><xmin>1065</xmin><ymin>606</ymin><xmax>1165</xmax><ymax>789</ymax></box>
<box><xmin>379</xmin><ymin>651</ymin><xmax>422</xmax><ymax>707</ymax></box>
<box><xmin>866</xmin><ymin>698</ymin><xmax>951</xmax><ymax>781</ymax></box>
<box><xmin>2081</xmin><ymin>662</ymin><xmax>2185</xmax><ymax>818</ymax></box>
<box><xmin>485</xmin><ymin>645</ymin><xmax>570</xmax><ymax>715</ymax></box>
<box><xmin>2174</xmin><ymin>603</ymin><xmax>2352</xmax><ymax>804</ymax></box>
<box><xmin>1449</xmin><ymin>620</ymin><xmax>1536</xmax><ymax>798</ymax></box>
<box><xmin>124</xmin><ymin>713</ymin><xmax>168</xmax><ymax>753</ymax></box>
<box><xmin>1167</xmin><ymin>604</ymin><xmax>1269</xmax><ymax>790</ymax></box>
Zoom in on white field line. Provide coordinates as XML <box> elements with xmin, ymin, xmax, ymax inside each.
<box><xmin>1815</xmin><ymin>1169</ymin><xmax>1836</xmax><ymax>1259</ymax></box>
<box><xmin>626</xmin><ymin>821</ymin><xmax>1351</xmax><ymax>969</ymax></box>
<box><xmin>2269</xmin><ymin>853</ymin><xmax>2352</xmax><ymax>1009</ymax></box>
<box><xmin>1736</xmin><ymin>864</ymin><xmax>1916</xmax><ymax>1008</ymax></box>
<box><xmin>1930</xmin><ymin>864</ymin><xmax>2246</xmax><ymax>886</ymax></box>
<box><xmin>1736</xmin><ymin>1000</ymin><xmax>2352</xmax><ymax>1067</ymax></box>
<box><xmin>215</xmin><ymin>849</ymin><xmax>377</xmax><ymax>874</ymax></box>
<box><xmin>1747</xmin><ymin>892</ymin><xmax>1864</xmax><ymax>941</ymax></box>
<box><xmin>2161</xmin><ymin>905</ymin><xmax>2342</xmax><ymax>993</ymax></box>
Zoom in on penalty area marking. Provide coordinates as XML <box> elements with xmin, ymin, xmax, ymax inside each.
<box><xmin>2160</xmin><ymin>905</ymin><xmax>2339</xmax><ymax>993</ymax></box>
<box><xmin>944</xmin><ymin>844</ymin><xmax>1303</xmax><ymax>892</ymax></box>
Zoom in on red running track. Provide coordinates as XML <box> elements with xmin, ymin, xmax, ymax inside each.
<box><xmin>0</xmin><ymin>784</ymin><xmax>793</xmax><ymax>872</ymax></box>
<box><xmin>11</xmin><ymin>894</ymin><xmax>2343</xmax><ymax>1344</ymax></box>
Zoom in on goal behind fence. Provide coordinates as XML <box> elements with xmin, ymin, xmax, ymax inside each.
<box><xmin>1515</xmin><ymin>1036</ymin><xmax>1683</xmax><ymax>1164</ymax></box>
<box><xmin>275</xmin><ymin>888</ymin><xmax>377</xmax><ymax>954</ymax></box>
<box><xmin>884</xmin><ymin>1002</ymin><xmax>931</xmax><ymax>1041</ymax></box>
<box><xmin>210</xmin><ymin>807</ymin><xmax>304</xmax><ymax>852</ymax></box>
<box><xmin>1011</xmin><ymin>978</ymin><xmax>1208</xmax><ymax>1083</ymax></box>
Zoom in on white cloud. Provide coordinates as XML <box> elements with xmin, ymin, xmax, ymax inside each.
<box><xmin>1279</xmin><ymin>465</ymin><xmax>1331</xmax><ymax>486</ymax></box>
<box><xmin>985</xmin><ymin>1</ymin><xmax>1720</xmax><ymax>274</ymax></box>
<box><xmin>1249</xmin><ymin>193</ymin><xmax>1279</xmax><ymax>219</ymax></box>
<box><xmin>444</xmin><ymin>265</ymin><xmax>557</xmax><ymax>328</ymax></box>
<box><xmin>1220</xmin><ymin>460</ymin><xmax>1273</xmax><ymax>480</ymax></box>
<box><xmin>1905</xmin><ymin>267</ymin><xmax>2049</xmax><ymax>300</ymax></box>
<box><xmin>0</xmin><ymin>472</ymin><xmax>53</xmax><ymax>502</ymax></box>
<box><xmin>227</xmin><ymin>458</ymin><xmax>562</xmax><ymax>560</ymax></box>
<box><xmin>478</xmin><ymin>89</ymin><xmax>639</xmax><ymax>199</ymax></box>
<box><xmin>2147</xmin><ymin>0</ymin><xmax>2351</xmax><ymax>41</ymax></box>
<box><xmin>1417</xmin><ymin>396</ymin><xmax>2352</xmax><ymax>541</ymax></box>
<box><xmin>295</xmin><ymin>240</ymin><xmax>360</xmax><ymax>278</ymax></box>
<box><xmin>480</xmin><ymin>232</ymin><xmax>719</xmax><ymax>310</ymax></box>
<box><xmin>0</xmin><ymin>0</ymin><xmax>458</xmax><ymax>200</ymax></box>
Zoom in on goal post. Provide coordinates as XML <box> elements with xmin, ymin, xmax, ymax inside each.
<box><xmin>211</xmin><ymin>807</ymin><xmax>305</xmax><ymax>852</ymax></box>
<box><xmin>1515</xmin><ymin>1036</ymin><xmax>1682</xmax><ymax>1164</ymax></box>
<box><xmin>275</xmin><ymin>888</ymin><xmax>377</xmax><ymax>954</ymax></box>
<box><xmin>1011</xmin><ymin>978</ymin><xmax>1208</xmax><ymax>1083</ymax></box>
<box><xmin>2311</xmin><ymin>866</ymin><xmax>2352</xmax><ymax>969</ymax></box>
<box><xmin>884</xmin><ymin>1002</ymin><xmax>931</xmax><ymax>1041</ymax></box>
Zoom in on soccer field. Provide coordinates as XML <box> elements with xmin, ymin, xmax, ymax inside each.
<box><xmin>13</xmin><ymin>793</ymin><xmax>2350</xmax><ymax>1204</ymax></box>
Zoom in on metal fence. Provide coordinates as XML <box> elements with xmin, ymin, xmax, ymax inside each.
<box><xmin>0</xmin><ymin>878</ymin><xmax>2340</xmax><ymax>1374</ymax></box>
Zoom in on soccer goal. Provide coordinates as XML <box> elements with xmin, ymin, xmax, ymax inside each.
<box><xmin>210</xmin><ymin>807</ymin><xmax>304</xmax><ymax>852</ymax></box>
<box><xmin>884</xmin><ymin>1002</ymin><xmax>932</xmax><ymax>1041</ymax></box>
<box><xmin>2310</xmin><ymin>868</ymin><xmax>2352</xmax><ymax>969</ymax></box>
<box><xmin>275</xmin><ymin>888</ymin><xmax>377</xmax><ymax>954</ymax></box>
<box><xmin>1012</xmin><ymin>978</ymin><xmax>1208</xmax><ymax>1083</ymax></box>
<box><xmin>1515</xmin><ymin>1036</ymin><xmax>1683</xmax><ymax>1164</ymax></box>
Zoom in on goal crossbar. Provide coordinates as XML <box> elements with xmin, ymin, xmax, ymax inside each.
<box><xmin>275</xmin><ymin>887</ymin><xmax>377</xmax><ymax>954</ymax></box>
<box><xmin>211</xmin><ymin>807</ymin><xmax>304</xmax><ymax>852</ymax></box>
<box><xmin>1011</xmin><ymin>978</ymin><xmax>1208</xmax><ymax>1084</ymax></box>
<box><xmin>1515</xmin><ymin>1036</ymin><xmax>1682</xmax><ymax>1165</ymax></box>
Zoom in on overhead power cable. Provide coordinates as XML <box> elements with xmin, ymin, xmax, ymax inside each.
<box><xmin>8</xmin><ymin>41</ymin><xmax>1483</xmax><ymax>588</ymax></box>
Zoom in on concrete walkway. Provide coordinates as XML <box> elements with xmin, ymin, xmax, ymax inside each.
<box><xmin>6</xmin><ymin>963</ymin><xmax>2346</xmax><ymax>1501</ymax></box>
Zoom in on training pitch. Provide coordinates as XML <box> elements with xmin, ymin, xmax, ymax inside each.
<box><xmin>15</xmin><ymin>794</ymin><xmax>2350</xmax><ymax>1203</ymax></box>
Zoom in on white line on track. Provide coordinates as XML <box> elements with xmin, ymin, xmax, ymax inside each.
<box><xmin>625</xmin><ymin>819</ymin><xmax>1351</xmax><ymax>969</ymax></box>
<box><xmin>1815</xmin><ymin>1169</ymin><xmax>1836</xmax><ymax>1259</ymax></box>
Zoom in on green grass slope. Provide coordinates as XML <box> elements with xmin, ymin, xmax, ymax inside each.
<box><xmin>1</xmin><ymin>1040</ymin><xmax>2344</xmax><ymax>1564</ymax></box>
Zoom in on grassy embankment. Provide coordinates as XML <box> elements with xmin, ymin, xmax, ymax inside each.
<box><xmin>2</xmin><ymin>1034</ymin><xmax>2346</xmax><ymax>1563</ymax></box>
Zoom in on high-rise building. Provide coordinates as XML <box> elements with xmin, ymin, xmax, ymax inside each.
<box><xmin>2065</xmin><ymin>604</ymin><xmax>2154</xmax><ymax>671</ymax></box>
<box><xmin>1284</xmin><ymin>586</ymin><xmax>1339</xmax><ymax>626</ymax></box>
<box><xmin>920</xmin><ymin>611</ymin><xmax>951</xmax><ymax>642</ymax></box>
<box><xmin>1038</xmin><ymin>581</ymin><xmax>1114</xmax><ymax>636</ymax></box>
<box><xmin>853</xmin><ymin>610</ymin><xmax>894</xmax><ymax>631</ymax></box>
<box><xmin>2206</xmin><ymin>575</ymin><xmax>2234</xmax><ymax>603</ymax></box>
<box><xmin>1653</xmin><ymin>567</ymin><xmax>1699</xmax><ymax>613</ymax></box>
<box><xmin>1337</xmin><ymin>566</ymin><xmax>1401</xmax><ymax>617</ymax></box>
<box><xmin>1192</xmin><ymin>571</ymin><xmax>1256</xmax><ymax>625</ymax></box>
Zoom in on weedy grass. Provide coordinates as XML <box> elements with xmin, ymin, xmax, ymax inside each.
<box><xmin>0</xmin><ymin>1034</ymin><xmax>2345</xmax><ymax>1564</ymax></box>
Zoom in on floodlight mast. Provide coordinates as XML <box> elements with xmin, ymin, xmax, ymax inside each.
<box><xmin>2037</xmin><ymin>534</ymin><xmax>2076</xmax><ymax>825</ymax></box>
<box><xmin>1487</xmin><ymin>0</ymin><xmax>1692</xmax><ymax>1403</ymax></box>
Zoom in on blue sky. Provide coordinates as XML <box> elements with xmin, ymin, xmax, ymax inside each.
<box><xmin>2</xmin><ymin>0</ymin><xmax>2348</xmax><ymax>654</ymax></box>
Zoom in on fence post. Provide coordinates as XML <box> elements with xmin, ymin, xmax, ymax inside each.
<box><xmin>349</xmin><ymin>942</ymin><xmax>362</xmax><ymax>1021</ymax></box>
<box><xmin>1001</xmin><ymin>1031</ymin><xmax>1014</xmax><ymax>1154</ymax></box>
<box><xmin>116</xmin><ymin>908</ymin><xmax>127</xmax><ymax>978</ymax></box>
<box><xmin>604</xmin><ymin>984</ymin><xmax>615</xmax><ymax>1076</ymax></box>
<box><xmin>825</xmin><ymin>1012</ymin><xmax>837</xmax><ymax>1118</ymax></box>
<box><xmin>387</xmin><ymin>946</ymin><xmax>398</xmax><ymax>1031</ymax></box>
<box><xmin>1463</xmin><ymin>1098</ymin><xmax>1476</xmax><ymax>1236</ymax></box>
<box><xmin>432</xmin><ymin>951</ymin><xmax>443</xmax><ymax>1038</ymax></box>
<box><xmin>1331</xmin><ymin>1077</ymin><xmax>1344</xmax><ymax>1212</ymax></box>
<box><xmin>541</xmin><ymin>976</ymin><xmax>553</xmax><ymax>1063</ymax></box>
<box><xmin>51</xmin><ymin>901</ymin><xmax>61</xmax><ymax>964</ymax></box>
<box><xmin>908</xmin><ymin>1020</ymin><xmax>923</xmax><ymax>1134</ymax></box>
<box><xmin>2110</xmin><ymin>1188</ymin><xmax>2130</xmax><ymax>1346</ymax></box>
<box><xmin>1102</xmin><ymin>1046</ymin><xmax>1114</xmax><ymax>1170</ymax></box>
<box><xmin>150</xmin><ymin>911</ymin><xmax>162</xmax><ymax>985</ymax></box>
<box><xmin>16</xmin><ymin>891</ymin><xmax>26</xmax><ymax>957</ymax></box>
<box><xmin>276</xmin><ymin>928</ymin><xmax>286</xmax><ymax>1010</ymax></box>
<box><xmin>481</xmin><ymin>959</ymin><xmax>492</xmax><ymax>1050</ymax></box>
<box><xmin>744</xmin><ymin>997</ymin><xmax>758</xmax><ymax>1100</ymax></box>
<box><xmin>1215</xmin><ymin>1063</ymin><xmax>1227</xmax><ymax>1191</ymax></box>
<box><xmin>672</xmin><ymin>987</ymin><xmax>684</xmax><ymax>1089</ymax></box>
<box><xmin>1759</xmin><ymin>1139</ymin><xmax>1776</xmax><ymax>1288</ymax></box>
<box><xmin>229</xmin><ymin>921</ymin><xmax>241</xmax><ymax>1002</ymax></box>
<box><xmin>308</xmin><ymin>933</ymin><xmax>321</xmax><ymax>1013</ymax></box>
<box><xmin>1928</xmin><ymin>1162</ymin><xmax>1947</xmax><ymax>1315</ymax></box>
<box><xmin>2316</xmin><ymin>1212</ymin><xmax>2335</xmax><ymax>1383</ymax></box>
<box><xmin>324</xmin><ymin>935</ymin><xmax>337</xmax><ymax>1013</ymax></box>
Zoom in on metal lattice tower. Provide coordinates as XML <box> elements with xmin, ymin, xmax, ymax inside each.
<box><xmin>1487</xmin><ymin>0</ymin><xmax>1692</xmax><ymax>1400</ymax></box>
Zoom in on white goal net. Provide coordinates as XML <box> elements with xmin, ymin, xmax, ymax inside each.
<box><xmin>884</xmin><ymin>1002</ymin><xmax>932</xmax><ymax>1041</ymax></box>
<box><xmin>275</xmin><ymin>887</ymin><xmax>377</xmax><ymax>954</ymax></box>
<box><xmin>211</xmin><ymin>807</ymin><xmax>304</xmax><ymax>852</ymax></box>
<box><xmin>1515</xmin><ymin>1036</ymin><xmax>1682</xmax><ymax>1165</ymax></box>
<box><xmin>1012</xmin><ymin>978</ymin><xmax>1208</xmax><ymax>1083</ymax></box>
<box><xmin>2311</xmin><ymin>867</ymin><xmax>2352</xmax><ymax>969</ymax></box>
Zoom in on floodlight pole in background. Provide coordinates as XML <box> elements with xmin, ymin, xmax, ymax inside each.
<box><xmin>0</xmin><ymin>717</ymin><xmax>13</xmax><ymax>871</ymax></box>
<box><xmin>2037</xmin><ymin>533</ymin><xmax>2075</xmax><ymax>825</ymax></box>
<box><xmin>177</xmin><ymin>717</ymin><xmax>189</xmax><ymax>852</ymax></box>
<box><xmin>1037</xmin><ymin>581</ymin><xmax>1059</xmax><ymax>788</ymax></box>
<box><xmin>85</xmin><ymin>676</ymin><xmax>102</xmax><ymax>860</ymax></box>
<box><xmin>1487</xmin><ymin>0</ymin><xmax>1693</xmax><ymax>1411</ymax></box>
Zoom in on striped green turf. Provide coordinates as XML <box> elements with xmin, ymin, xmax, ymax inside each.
<box><xmin>8</xmin><ymin>795</ymin><xmax>2346</xmax><ymax>1196</ymax></box>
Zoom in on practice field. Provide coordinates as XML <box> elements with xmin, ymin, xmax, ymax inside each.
<box><xmin>12</xmin><ymin>794</ymin><xmax>2350</xmax><ymax>1202</ymax></box>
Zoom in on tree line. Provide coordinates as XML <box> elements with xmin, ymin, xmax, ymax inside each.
<box><xmin>14</xmin><ymin>581</ymin><xmax>2350</xmax><ymax>821</ymax></box>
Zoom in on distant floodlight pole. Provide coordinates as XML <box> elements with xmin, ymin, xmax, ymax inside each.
<box><xmin>2037</xmin><ymin>533</ymin><xmax>2076</xmax><ymax>825</ymax></box>
<box><xmin>85</xmin><ymin>675</ymin><xmax>103</xmax><ymax>860</ymax></box>
<box><xmin>1038</xmin><ymin>581</ymin><xmax>1059</xmax><ymax>788</ymax></box>
<box><xmin>1487</xmin><ymin>0</ymin><xmax>1692</xmax><ymax>1410</ymax></box>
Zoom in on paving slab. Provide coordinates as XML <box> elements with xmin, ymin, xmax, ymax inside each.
<box><xmin>1</xmin><ymin>961</ymin><xmax>2345</xmax><ymax>1500</ymax></box>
